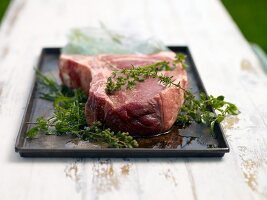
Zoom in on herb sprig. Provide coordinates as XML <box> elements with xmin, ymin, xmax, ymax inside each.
<box><xmin>105</xmin><ymin>53</ymin><xmax>239</xmax><ymax>131</ymax></box>
<box><xmin>106</xmin><ymin>58</ymin><xmax>181</xmax><ymax>94</ymax></box>
<box><xmin>36</xmin><ymin>70</ymin><xmax>63</xmax><ymax>101</ymax></box>
<box><xmin>27</xmin><ymin>72</ymin><xmax>138</xmax><ymax>148</ymax></box>
<box><xmin>174</xmin><ymin>53</ymin><xmax>188</xmax><ymax>69</ymax></box>
<box><xmin>176</xmin><ymin>92</ymin><xmax>239</xmax><ymax>131</ymax></box>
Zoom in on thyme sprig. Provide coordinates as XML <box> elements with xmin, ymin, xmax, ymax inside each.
<box><xmin>105</xmin><ymin>55</ymin><xmax>185</xmax><ymax>94</ymax></box>
<box><xmin>174</xmin><ymin>53</ymin><xmax>188</xmax><ymax>69</ymax></box>
<box><xmin>27</xmin><ymin>72</ymin><xmax>138</xmax><ymax>148</ymax></box>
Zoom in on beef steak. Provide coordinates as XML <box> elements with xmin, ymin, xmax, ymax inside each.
<box><xmin>59</xmin><ymin>52</ymin><xmax>188</xmax><ymax>136</ymax></box>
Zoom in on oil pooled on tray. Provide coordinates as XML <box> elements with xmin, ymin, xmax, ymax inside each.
<box><xmin>136</xmin><ymin>123</ymin><xmax>218</xmax><ymax>149</ymax></box>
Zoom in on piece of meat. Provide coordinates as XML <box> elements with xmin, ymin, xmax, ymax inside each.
<box><xmin>59</xmin><ymin>52</ymin><xmax>188</xmax><ymax>136</ymax></box>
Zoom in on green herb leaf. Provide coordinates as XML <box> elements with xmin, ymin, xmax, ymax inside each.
<box><xmin>26</xmin><ymin>126</ymin><xmax>39</xmax><ymax>139</ymax></box>
<box><xmin>174</xmin><ymin>53</ymin><xmax>187</xmax><ymax>69</ymax></box>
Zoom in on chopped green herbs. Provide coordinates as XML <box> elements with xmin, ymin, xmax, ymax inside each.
<box><xmin>27</xmin><ymin>72</ymin><xmax>138</xmax><ymax>148</ymax></box>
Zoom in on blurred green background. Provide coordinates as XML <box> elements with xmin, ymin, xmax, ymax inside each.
<box><xmin>0</xmin><ymin>0</ymin><xmax>267</xmax><ymax>53</ymax></box>
<box><xmin>0</xmin><ymin>0</ymin><xmax>10</xmax><ymax>22</ymax></box>
<box><xmin>223</xmin><ymin>0</ymin><xmax>267</xmax><ymax>53</ymax></box>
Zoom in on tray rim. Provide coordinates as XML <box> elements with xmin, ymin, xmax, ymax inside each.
<box><xmin>15</xmin><ymin>46</ymin><xmax>230</xmax><ymax>157</ymax></box>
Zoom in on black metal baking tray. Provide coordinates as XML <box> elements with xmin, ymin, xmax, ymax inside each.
<box><xmin>15</xmin><ymin>47</ymin><xmax>229</xmax><ymax>157</ymax></box>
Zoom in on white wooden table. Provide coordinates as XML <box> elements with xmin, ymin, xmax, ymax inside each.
<box><xmin>0</xmin><ymin>0</ymin><xmax>267</xmax><ymax>199</ymax></box>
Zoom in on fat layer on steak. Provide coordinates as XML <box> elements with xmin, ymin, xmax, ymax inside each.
<box><xmin>59</xmin><ymin>52</ymin><xmax>188</xmax><ymax>136</ymax></box>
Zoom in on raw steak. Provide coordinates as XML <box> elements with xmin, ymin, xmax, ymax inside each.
<box><xmin>59</xmin><ymin>52</ymin><xmax>188</xmax><ymax>136</ymax></box>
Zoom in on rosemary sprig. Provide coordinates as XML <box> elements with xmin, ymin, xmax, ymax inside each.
<box><xmin>27</xmin><ymin>72</ymin><xmax>138</xmax><ymax>148</ymax></box>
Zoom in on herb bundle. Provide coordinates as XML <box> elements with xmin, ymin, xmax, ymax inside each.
<box><xmin>27</xmin><ymin>72</ymin><xmax>138</xmax><ymax>148</ymax></box>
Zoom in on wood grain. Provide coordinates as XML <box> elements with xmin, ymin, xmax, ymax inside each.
<box><xmin>0</xmin><ymin>0</ymin><xmax>266</xmax><ymax>199</ymax></box>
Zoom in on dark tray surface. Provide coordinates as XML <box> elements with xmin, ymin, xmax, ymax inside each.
<box><xmin>15</xmin><ymin>47</ymin><xmax>229</xmax><ymax>157</ymax></box>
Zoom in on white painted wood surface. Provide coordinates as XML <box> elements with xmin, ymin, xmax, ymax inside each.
<box><xmin>0</xmin><ymin>0</ymin><xmax>267</xmax><ymax>199</ymax></box>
